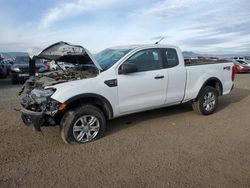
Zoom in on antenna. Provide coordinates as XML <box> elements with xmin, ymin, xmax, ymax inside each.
<box><xmin>151</xmin><ymin>36</ymin><xmax>167</xmax><ymax>44</ymax></box>
<box><xmin>155</xmin><ymin>36</ymin><xmax>165</xmax><ymax>44</ymax></box>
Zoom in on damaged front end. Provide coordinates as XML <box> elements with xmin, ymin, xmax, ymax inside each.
<box><xmin>20</xmin><ymin>41</ymin><xmax>100</xmax><ymax>131</ymax></box>
<box><xmin>21</xmin><ymin>88</ymin><xmax>60</xmax><ymax>131</ymax></box>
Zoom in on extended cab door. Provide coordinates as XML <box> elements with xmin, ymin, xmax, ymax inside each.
<box><xmin>117</xmin><ymin>49</ymin><xmax>168</xmax><ymax>114</ymax></box>
<box><xmin>161</xmin><ymin>48</ymin><xmax>186</xmax><ymax>104</ymax></box>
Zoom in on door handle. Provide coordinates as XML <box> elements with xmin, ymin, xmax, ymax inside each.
<box><xmin>154</xmin><ymin>75</ymin><xmax>164</xmax><ymax>79</ymax></box>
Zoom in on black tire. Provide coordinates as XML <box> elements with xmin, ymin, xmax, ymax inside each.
<box><xmin>192</xmin><ymin>86</ymin><xmax>219</xmax><ymax>115</ymax></box>
<box><xmin>60</xmin><ymin>104</ymin><xmax>106</xmax><ymax>144</ymax></box>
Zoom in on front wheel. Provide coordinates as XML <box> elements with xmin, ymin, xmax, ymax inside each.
<box><xmin>60</xmin><ymin>104</ymin><xmax>106</xmax><ymax>144</ymax></box>
<box><xmin>192</xmin><ymin>86</ymin><xmax>219</xmax><ymax>115</ymax></box>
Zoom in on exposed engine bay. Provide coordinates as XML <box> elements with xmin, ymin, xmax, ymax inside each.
<box><xmin>20</xmin><ymin>65</ymin><xmax>98</xmax><ymax>112</ymax></box>
<box><xmin>22</xmin><ymin>65</ymin><xmax>98</xmax><ymax>92</ymax></box>
<box><xmin>20</xmin><ymin>41</ymin><xmax>101</xmax><ymax>131</ymax></box>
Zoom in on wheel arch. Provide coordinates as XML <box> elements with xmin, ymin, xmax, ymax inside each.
<box><xmin>195</xmin><ymin>77</ymin><xmax>223</xmax><ymax>101</ymax></box>
<box><xmin>64</xmin><ymin>93</ymin><xmax>113</xmax><ymax>120</ymax></box>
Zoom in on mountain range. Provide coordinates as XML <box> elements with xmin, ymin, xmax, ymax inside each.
<box><xmin>0</xmin><ymin>52</ymin><xmax>28</xmax><ymax>59</ymax></box>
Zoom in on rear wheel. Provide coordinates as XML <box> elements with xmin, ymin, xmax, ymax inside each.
<box><xmin>60</xmin><ymin>104</ymin><xmax>106</xmax><ymax>144</ymax></box>
<box><xmin>192</xmin><ymin>86</ymin><xmax>218</xmax><ymax>115</ymax></box>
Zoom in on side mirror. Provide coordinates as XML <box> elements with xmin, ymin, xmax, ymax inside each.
<box><xmin>119</xmin><ymin>63</ymin><xmax>138</xmax><ymax>74</ymax></box>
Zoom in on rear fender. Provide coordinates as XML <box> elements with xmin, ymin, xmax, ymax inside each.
<box><xmin>194</xmin><ymin>77</ymin><xmax>223</xmax><ymax>101</ymax></box>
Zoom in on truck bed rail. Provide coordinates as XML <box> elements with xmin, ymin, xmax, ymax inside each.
<box><xmin>185</xmin><ymin>59</ymin><xmax>231</xmax><ymax>66</ymax></box>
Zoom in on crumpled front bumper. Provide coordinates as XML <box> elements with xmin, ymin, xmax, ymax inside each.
<box><xmin>21</xmin><ymin>108</ymin><xmax>45</xmax><ymax>131</ymax></box>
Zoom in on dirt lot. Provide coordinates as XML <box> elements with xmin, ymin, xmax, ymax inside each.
<box><xmin>0</xmin><ymin>74</ymin><xmax>250</xmax><ymax>188</ymax></box>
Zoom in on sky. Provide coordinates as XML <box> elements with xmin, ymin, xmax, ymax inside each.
<box><xmin>0</xmin><ymin>0</ymin><xmax>249</xmax><ymax>54</ymax></box>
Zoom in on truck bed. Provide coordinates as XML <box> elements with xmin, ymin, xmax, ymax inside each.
<box><xmin>185</xmin><ymin>59</ymin><xmax>231</xmax><ymax>66</ymax></box>
<box><xmin>183</xmin><ymin>60</ymin><xmax>234</xmax><ymax>103</ymax></box>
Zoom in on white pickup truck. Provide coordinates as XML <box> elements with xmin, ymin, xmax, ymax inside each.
<box><xmin>20</xmin><ymin>42</ymin><xmax>235</xmax><ymax>144</ymax></box>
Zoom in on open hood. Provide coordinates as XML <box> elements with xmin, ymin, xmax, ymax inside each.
<box><xmin>28</xmin><ymin>41</ymin><xmax>102</xmax><ymax>70</ymax></box>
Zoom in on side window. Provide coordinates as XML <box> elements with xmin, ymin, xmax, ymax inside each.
<box><xmin>124</xmin><ymin>49</ymin><xmax>162</xmax><ymax>72</ymax></box>
<box><xmin>165</xmin><ymin>49</ymin><xmax>179</xmax><ymax>68</ymax></box>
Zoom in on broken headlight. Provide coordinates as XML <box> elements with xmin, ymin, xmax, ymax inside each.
<box><xmin>22</xmin><ymin>88</ymin><xmax>57</xmax><ymax>112</ymax></box>
<box><xmin>45</xmin><ymin>98</ymin><xmax>61</xmax><ymax>116</ymax></box>
<box><xmin>30</xmin><ymin>89</ymin><xmax>55</xmax><ymax>105</ymax></box>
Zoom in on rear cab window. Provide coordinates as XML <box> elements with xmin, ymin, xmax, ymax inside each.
<box><xmin>161</xmin><ymin>48</ymin><xmax>179</xmax><ymax>68</ymax></box>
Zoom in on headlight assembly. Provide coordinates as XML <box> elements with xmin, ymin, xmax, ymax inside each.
<box><xmin>11</xmin><ymin>67</ymin><xmax>21</xmax><ymax>72</ymax></box>
<box><xmin>30</xmin><ymin>89</ymin><xmax>56</xmax><ymax>105</ymax></box>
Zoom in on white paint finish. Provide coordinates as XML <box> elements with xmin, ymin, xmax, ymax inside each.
<box><xmin>50</xmin><ymin>73</ymin><xmax>120</xmax><ymax>117</ymax></box>
<box><xmin>117</xmin><ymin>69</ymin><xmax>168</xmax><ymax>114</ymax></box>
<box><xmin>48</xmin><ymin>44</ymin><xmax>234</xmax><ymax>119</ymax></box>
<box><xmin>165</xmin><ymin>65</ymin><xmax>187</xmax><ymax>104</ymax></box>
<box><xmin>183</xmin><ymin>63</ymin><xmax>234</xmax><ymax>102</ymax></box>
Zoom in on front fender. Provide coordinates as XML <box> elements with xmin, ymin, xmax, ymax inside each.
<box><xmin>48</xmin><ymin>77</ymin><xmax>119</xmax><ymax>118</ymax></box>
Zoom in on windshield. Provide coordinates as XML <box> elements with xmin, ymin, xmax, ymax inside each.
<box><xmin>95</xmin><ymin>48</ymin><xmax>132</xmax><ymax>70</ymax></box>
<box><xmin>15</xmin><ymin>56</ymin><xmax>30</xmax><ymax>64</ymax></box>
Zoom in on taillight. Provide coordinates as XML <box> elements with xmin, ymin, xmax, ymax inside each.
<box><xmin>232</xmin><ymin>65</ymin><xmax>235</xmax><ymax>81</ymax></box>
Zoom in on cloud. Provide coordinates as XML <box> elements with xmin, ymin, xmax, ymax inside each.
<box><xmin>137</xmin><ymin>0</ymin><xmax>212</xmax><ymax>17</ymax></box>
<box><xmin>40</xmin><ymin>0</ymin><xmax>120</xmax><ymax>28</ymax></box>
<box><xmin>0</xmin><ymin>0</ymin><xmax>250</xmax><ymax>54</ymax></box>
<box><xmin>131</xmin><ymin>0</ymin><xmax>250</xmax><ymax>54</ymax></box>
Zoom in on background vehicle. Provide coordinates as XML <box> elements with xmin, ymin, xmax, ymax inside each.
<box><xmin>0</xmin><ymin>58</ymin><xmax>8</xmax><ymax>78</ymax></box>
<box><xmin>11</xmin><ymin>56</ymin><xmax>44</xmax><ymax>84</ymax></box>
<box><xmin>20</xmin><ymin>42</ymin><xmax>235</xmax><ymax>144</ymax></box>
<box><xmin>57</xmin><ymin>62</ymin><xmax>74</xmax><ymax>70</ymax></box>
<box><xmin>233</xmin><ymin>56</ymin><xmax>250</xmax><ymax>61</ymax></box>
<box><xmin>233</xmin><ymin>61</ymin><xmax>250</xmax><ymax>73</ymax></box>
<box><xmin>236</xmin><ymin>59</ymin><xmax>250</xmax><ymax>66</ymax></box>
<box><xmin>3</xmin><ymin>59</ymin><xmax>14</xmax><ymax>75</ymax></box>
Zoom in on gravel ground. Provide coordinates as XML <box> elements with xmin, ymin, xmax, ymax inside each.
<box><xmin>0</xmin><ymin>74</ymin><xmax>250</xmax><ymax>188</ymax></box>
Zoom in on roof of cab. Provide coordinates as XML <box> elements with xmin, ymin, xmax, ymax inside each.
<box><xmin>108</xmin><ymin>44</ymin><xmax>179</xmax><ymax>50</ymax></box>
